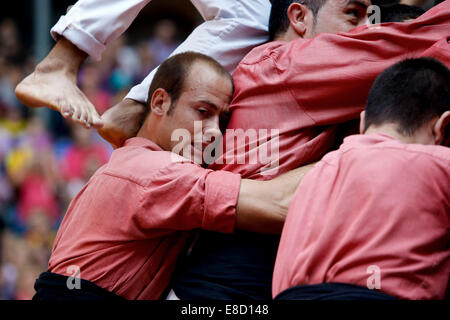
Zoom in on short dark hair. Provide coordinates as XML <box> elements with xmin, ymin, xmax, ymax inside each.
<box><xmin>365</xmin><ymin>57</ymin><xmax>450</xmax><ymax>136</ymax></box>
<box><xmin>268</xmin><ymin>0</ymin><xmax>328</xmax><ymax>41</ymax></box>
<box><xmin>379</xmin><ymin>4</ymin><xmax>425</xmax><ymax>23</ymax></box>
<box><xmin>145</xmin><ymin>52</ymin><xmax>233</xmax><ymax>119</ymax></box>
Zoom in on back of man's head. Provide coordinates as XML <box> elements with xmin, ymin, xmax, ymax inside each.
<box><xmin>364</xmin><ymin>57</ymin><xmax>450</xmax><ymax>141</ymax></box>
<box><xmin>268</xmin><ymin>0</ymin><xmax>327</xmax><ymax>41</ymax></box>
<box><xmin>379</xmin><ymin>4</ymin><xmax>425</xmax><ymax>23</ymax></box>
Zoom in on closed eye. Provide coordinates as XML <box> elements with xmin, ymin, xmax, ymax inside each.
<box><xmin>347</xmin><ymin>9</ymin><xmax>359</xmax><ymax>18</ymax></box>
<box><xmin>197</xmin><ymin>107</ymin><xmax>209</xmax><ymax>115</ymax></box>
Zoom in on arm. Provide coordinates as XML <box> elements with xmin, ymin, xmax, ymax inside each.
<box><xmin>137</xmin><ymin>160</ymin><xmax>313</xmax><ymax>236</ymax></box>
<box><xmin>236</xmin><ymin>163</ymin><xmax>315</xmax><ymax>234</ymax></box>
<box><xmin>125</xmin><ymin>0</ymin><xmax>270</xmax><ymax>103</ymax></box>
<box><xmin>282</xmin><ymin>0</ymin><xmax>450</xmax><ymax>126</ymax></box>
<box><xmin>100</xmin><ymin>0</ymin><xmax>271</xmax><ymax>147</ymax></box>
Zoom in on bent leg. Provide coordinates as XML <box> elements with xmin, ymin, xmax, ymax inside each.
<box><xmin>15</xmin><ymin>38</ymin><xmax>103</xmax><ymax>129</ymax></box>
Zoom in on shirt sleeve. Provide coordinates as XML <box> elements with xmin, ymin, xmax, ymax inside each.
<box><xmin>137</xmin><ymin>163</ymin><xmax>241</xmax><ymax>234</ymax></box>
<box><xmin>125</xmin><ymin>0</ymin><xmax>271</xmax><ymax>103</ymax></box>
<box><xmin>276</xmin><ymin>0</ymin><xmax>450</xmax><ymax>126</ymax></box>
<box><xmin>51</xmin><ymin>0</ymin><xmax>151</xmax><ymax>61</ymax></box>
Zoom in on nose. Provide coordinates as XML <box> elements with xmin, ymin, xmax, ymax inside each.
<box><xmin>203</xmin><ymin>120</ymin><xmax>222</xmax><ymax>144</ymax></box>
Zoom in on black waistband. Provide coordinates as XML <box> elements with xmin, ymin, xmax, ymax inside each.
<box><xmin>171</xmin><ymin>231</ymin><xmax>280</xmax><ymax>300</ymax></box>
<box><xmin>275</xmin><ymin>283</ymin><xmax>396</xmax><ymax>300</ymax></box>
<box><xmin>33</xmin><ymin>272</ymin><xmax>125</xmax><ymax>300</ymax></box>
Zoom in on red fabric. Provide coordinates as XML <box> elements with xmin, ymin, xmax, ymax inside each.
<box><xmin>49</xmin><ymin>137</ymin><xmax>240</xmax><ymax>299</ymax></box>
<box><xmin>273</xmin><ymin>134</ymin><xmax>450</xmax><ymax>300</ymax></box>
<box><xmin>210</xmin><ymin>1</ymin><xmax>450</xmax><ymax>181</ymax></box>
<box><xmin>17</xmin><ymin>174</ymin><xmax>59</xmax><ymax>223</ymax></box>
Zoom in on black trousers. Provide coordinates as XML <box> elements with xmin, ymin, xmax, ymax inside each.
<box><xmin>275</xmin><ymin>283</ymin><xmax>396</xmax><ymax>300</ymax></box>
<box><xmin>33</xmin><ymin>272</ymin><xmax>125</xmax><ymax>300</ymax></box>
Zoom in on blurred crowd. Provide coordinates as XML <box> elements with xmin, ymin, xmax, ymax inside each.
<box><xmin>0</xmin><ymin>17</ymin><xmax>181</xmax><ymax>299</ymax></box>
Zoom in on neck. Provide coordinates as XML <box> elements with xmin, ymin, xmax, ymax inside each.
<box><xmin>275</xmin><ymin>28</ymin><xmax>299</xmax><ymax>42</ymax></box>
<box><xmin>136</xmin><ymin>117</ymin><xmax>159</xmax><ymax>145</ymax></box>
<box><xmin>364</xmin><ymin>125</ymin><xmax>420</xmax><ymax>144</ymax></box>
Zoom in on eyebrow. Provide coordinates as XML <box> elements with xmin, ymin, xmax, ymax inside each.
<box><xmin>347</xmin><ymin>0</ymin><xmax>370</xmax><ymax>10</ymax></box>
<box><xmin>198</xmin><ymin>100</ymin><xmax>218</xmax><ymax>111</ymax></box>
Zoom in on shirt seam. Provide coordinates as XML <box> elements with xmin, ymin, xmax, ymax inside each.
<box><xmin>270</xmin><ymin>52</ymin><xmax>318</xmax><ymax>126</ymax></box>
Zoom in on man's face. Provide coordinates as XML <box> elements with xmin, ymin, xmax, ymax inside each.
<box><xmin>159</xmin><ymin>62</ymin><xmax>233</xmax><ymax>165</ymax></box>
<box><xmin>307</xmin><ymin>0</ymin><xmax>371</xmax><ymax>38</ymax></box>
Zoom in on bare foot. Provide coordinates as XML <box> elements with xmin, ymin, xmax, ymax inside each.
<box><xmin>15</xmin><ymin>39</ymin><xmax>103</xmax><ymax>129</ymax></box>
<box><xmin>98</xmin><ymin>98</ymin><xmax>147</xmax><ymax>148</ymax></box>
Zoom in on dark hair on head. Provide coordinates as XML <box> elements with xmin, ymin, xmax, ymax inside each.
<box><xmin>379</xmin><ymin>4</ymin><xmax>425</xmax><ymax>23</ymax></box>
<box><xmin>268</xmin><ymin>0</ymin><xmax>328</xmax><ymax>41</ymax></box>
<box><xmin>365</xmin><ymin>57</ymin><xmax>450</xmax><ymax>136</ymax></box>
<box><xmin>145</xmin><ymin>51</ymin><xmax>233</xmax><ymax>120</ymax></box>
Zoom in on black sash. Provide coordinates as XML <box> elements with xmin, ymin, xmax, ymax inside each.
<box><xmin>275</xmin><ymin>282</ymin><xmax>396</xmax><ymax>300</ymax></box>
<box><xmin>33</xmin><ymin>272</ymin><xmax>125</xmax><ymax>300</ymax></box>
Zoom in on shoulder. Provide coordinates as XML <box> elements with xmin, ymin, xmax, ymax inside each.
<box><xmin>103</xmin><ymin>145</ymin><xmax>204</xmax><ymax>186</ymax></box>
<box><xmin>237</xmin><ymin>41</ymin><xmax>286</xmax><ymax>66</ymax></box>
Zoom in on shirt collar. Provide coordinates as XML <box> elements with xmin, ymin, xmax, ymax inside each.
<box><xmin>123</xmin><ymin>137</ymin><xmax>163</xmax><ymax>152</ymax></box>
<box><xmin>342</xmin><ymin>133</ymin><xmax>400</xmax><ymax>148</ymax></box>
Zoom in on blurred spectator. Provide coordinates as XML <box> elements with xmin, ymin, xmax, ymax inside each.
<box><xmin>110</xmin><ymin>36</ymin><xmax>142</xmax><ymax>93</ymax></box>
<box><xmin>59</xmin><ymin>124</ymin><xmax>111</xmax><ymax>205</ymax></box>
<box><xmin>0</xmin><ymin>19</ymin><xmax>22</xmax><ymax>61</ymax></box>
<box><xmin>135</xmin><ymin>40</ymin><xmax>158</xmax><ymax>83</ymax></box>
<box><xmin>0</xmin><ymin>13</ymin><xmax>180</xmax><ymax>300</ymax></box>
<box><xmin>79</xmin><ymin>62</ymin><xmax>112</xmax><ymax>115</ymax></box>
<box><xmin>147</xmin><ymin>19</ymin><xmax>180</xmax><ymax>65</ymax></box>
<box><xmin>5</xmin><ymin>116</ymin><xmax>60</xmax><ymax>227</ymax></box>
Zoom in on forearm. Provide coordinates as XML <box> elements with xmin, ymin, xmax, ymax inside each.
<box><xmin>236</xmin><ymin>164</ymin><xmax>315</xmax><ymax>234</ymax></box>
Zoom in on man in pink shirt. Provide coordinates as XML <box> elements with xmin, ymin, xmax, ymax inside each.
<box><xmin>33</xmin><ymin>52</ymin><xmax>312</xmax><ymax>300</ymax></box>
<box><xmin>170</xmin><ymin>1</ymin><xmax>450</xmax><ymax>300</ymax></box>
<box><xmin>273</xmin><ymin>57</ymin><xmax>450</xmax><ymax>300</ymax></box>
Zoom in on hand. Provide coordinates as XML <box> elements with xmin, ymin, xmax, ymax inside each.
<box><xmin>98</xmin><ymin>98</ymin><xmax>147</xmax><ymax>148</ymax></box>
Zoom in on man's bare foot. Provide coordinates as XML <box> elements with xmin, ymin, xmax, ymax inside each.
<box><xmin>15</xmin><ymin>38</ymin><xmax>103</xmax><ymax>129</ymax></box>
<box><xmin>98</xmin><ymin>99</ymin><xmax>147</xmax><ymax>148</ymax></box>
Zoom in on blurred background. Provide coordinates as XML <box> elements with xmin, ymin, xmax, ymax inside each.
<box><xmin>0</xmin><ymin>0</ymin><xmax>201</xmax><ymax>300</ymax></box>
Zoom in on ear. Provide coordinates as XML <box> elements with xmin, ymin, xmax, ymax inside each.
<box><xmin>286</xmin><ymin>3</ymin><xmax>310</xmax><ymax>38</ymax></box>
<box><xmin>150</xmin><ymin>88</ymin><xmax>171</xmax><ymax>116</ymax></box>
<box><xmin>359</xmin><ymin>111</ymin><xmax>366</xmax><ymax>134</ymax></box>
<box><xmin>432</xmin><ymin>110</ymin><xmax>450</xmax><ymax>145</ymax></box>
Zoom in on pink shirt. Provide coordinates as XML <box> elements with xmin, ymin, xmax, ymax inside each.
<box><xmin>273</xmin><ymin>134</ymin><xmax>450</xmax><ymax>300</ymax></box>
<box><xmin>49</xmin><ymin>137</ymin><xmax>240</xmax><ymax>299</ymax></box>
<box><xmin>210</xmin><ymin>1</ymin><xmax>450</xmax><ymax>180</ymax></box>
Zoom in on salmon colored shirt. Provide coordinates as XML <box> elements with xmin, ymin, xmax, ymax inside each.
<box><xmin>48</xmin><ymin>137</ymin><xmax>241</xmax><ymax>299</ymax></box>
<box><xmin>273</xmin><ymin>134</ymin><xmax>450</xmax><ymax>300</ymax></box>
<box><xmin>210</xmin><ymin>1</ymin><xmax>450</xmax><ymax>179</ymax></box>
